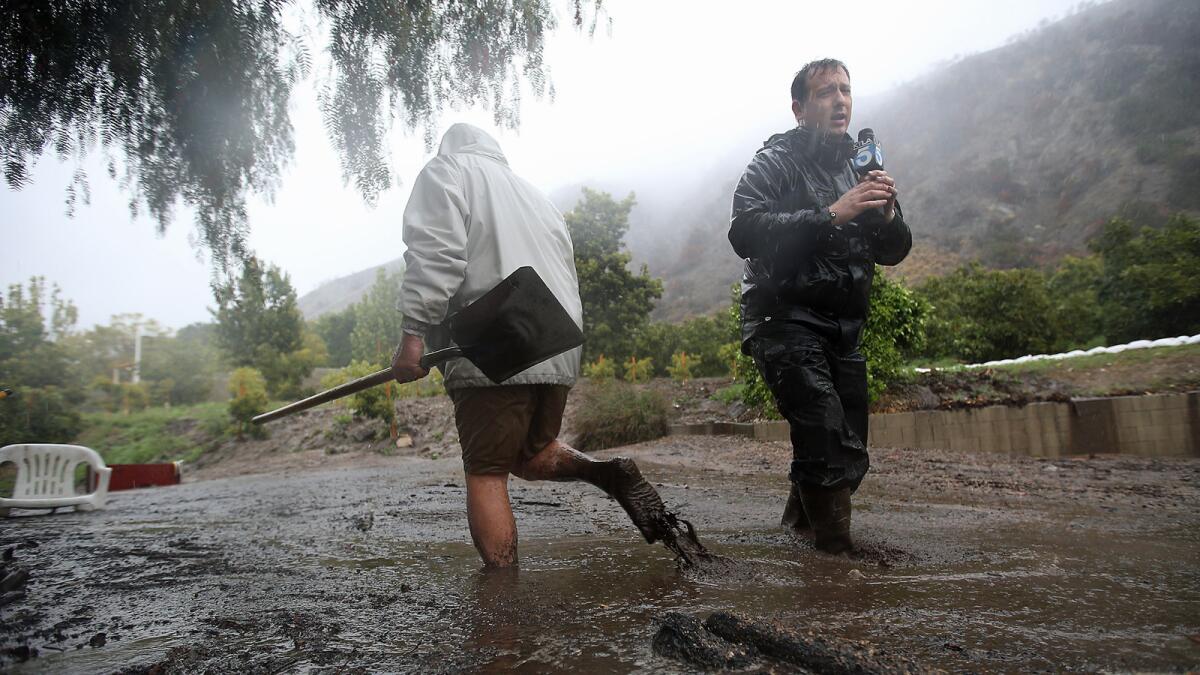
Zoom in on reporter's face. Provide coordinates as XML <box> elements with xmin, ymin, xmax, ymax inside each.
<box><xmin>794</xmin><ymin>66</ymin><xmax>852</xmax><ymax>136</ymax></box>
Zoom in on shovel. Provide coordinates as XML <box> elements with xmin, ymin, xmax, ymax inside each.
<box><xmin>252</xmin><ymin>266</ymin><xmax>582</xmax><ymax>425</ymax></box>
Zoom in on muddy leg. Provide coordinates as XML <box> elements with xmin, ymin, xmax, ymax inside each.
<box><xmin>465</xmin><ymin>474</ymin><xmax>518</xmax><ymax>568</ymax></box>
<box><xmin>515</xmin><ymin>440</ymin><xmax>667</xmax><ymax>543</ymax></box>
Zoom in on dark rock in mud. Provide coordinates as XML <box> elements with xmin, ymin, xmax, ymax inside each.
<box><xmin>351</xmin><ymin>512</ymin><xmax>375</xmax><ymax>532</ymax></box>
<box><xmin>1</xmin><ymin>568</ymin><xmax>29</xmax><ymax>593</ymax></box>
<box><xmin>704</xmin><ymin>612</ymin><xmax>924</xmax><ymax>675</ymax></box>
<box><xmin>89</xmin><ymin>632</ymin><xmax>107</xmax><ymax>647</ymax></box>
<box><xmin>652</xmin><ymin>612</ymin><xmax>757</xmax><ymax>670</ymax></box>
<box><xmin>4</xmin><ymin>644</ymin><xmax>36</xmax><ymax>661</ymax></box>
<box><xmin>0</xmin><ymin>590</ymin><xmax>26</xmax><ymax>607</ymax></box>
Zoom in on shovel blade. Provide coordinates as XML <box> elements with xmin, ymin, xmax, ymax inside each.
<box><xmin>451</xmin><ymin>266</ymin><xmax>583</xmax><ymax>383</ymax></box>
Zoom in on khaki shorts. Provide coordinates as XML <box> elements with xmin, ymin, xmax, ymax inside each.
<box><xmin>449</xmin><ymin>385</ymin><xmax>570</xmax><ymax>475</ymax></box>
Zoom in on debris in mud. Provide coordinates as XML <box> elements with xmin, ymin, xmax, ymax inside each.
<box><xmin>351</xmin><ymin>512</ymin><xmax>375</xmax><ymax>532</ymax></box>
<box><xmin>703</xmin><ymin>612</ymin><xmax>924</xmax><ymax>674</ymax></box>
<box><xmin>0</xmin><ymin>591</ymin><xmax>25</xmax><ymax>607</ymax></box>
<box><xmin>652</xmin><ymin>611</ymin><xmax>926</xmax><ymax>673</ymax></box>
<box><xmin>88</xmin><ymin>632</ymin><xmax>107</xmax><ymax>647</ymax></box>
<box><xmin>0</xmin><ymin>567</ymin><xmax>28</xmax><ymax>593</ymax></box>
<box><xmin>652</xmin><ymin>612</ymin><xmax>756</xmax><ymax>669</ymax></box>
<box><xmin>4</xmin><ymin>645</ymin><xmax>36</xmax><ymax>661</ymax></box>
<box><xmin>0</xmin><ymin>554</ymin><xmax>29</xmax><ymax>609</ymax></box>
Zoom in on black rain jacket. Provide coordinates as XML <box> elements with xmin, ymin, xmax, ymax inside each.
<box><xmin>729</xmin><ymin>126</ymin><xmax>912</xmax><ymax>352</ymax></box>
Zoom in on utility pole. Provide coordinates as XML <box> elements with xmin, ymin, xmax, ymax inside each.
<box><xmin>132</xmin><ymin>324</ymin><xmax>142</xmax><ymax>384</ymax></box>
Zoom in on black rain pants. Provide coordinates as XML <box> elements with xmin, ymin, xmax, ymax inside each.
<box><xmin>748</xmin><ymin>321</ymin><xmax>870</xmax><ymax>492</ymax></box>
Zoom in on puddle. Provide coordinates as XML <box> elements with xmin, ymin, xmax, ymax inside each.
<box><xmin>2</xmin><ymin>457</ymin><xmax>1197</xmax><ymax>672</ymax></box>
<box><xmin>33</xmin><ymin>528</ymin><xmax>1185</xmax><ymax>673</ymax></box>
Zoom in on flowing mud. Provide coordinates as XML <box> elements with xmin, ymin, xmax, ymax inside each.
<box><xmin>1</xmin><ymin>437</ymin><xmax>1198</xmax><ymax>673</ymax></box>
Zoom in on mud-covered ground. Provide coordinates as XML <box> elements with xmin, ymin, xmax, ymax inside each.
<box><xmin>2</xmin><ymin>435</ymin><xmax>1198</xmax><ymax>673</ymax></box>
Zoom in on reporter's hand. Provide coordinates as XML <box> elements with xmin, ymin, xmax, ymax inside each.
<box><xmin>390</xmin><ymin>333</ymin><xmax>429</xmax><ymax>383</ymax></box>
<box><xmin>862</xmin><ymin>170</ymin><xmax>899</xmax><ymax>223</ymax></box>
<box><xmin>830</xmin><ymin>170</ymin><xmax>897</xmax><ymax>225</ymax></box>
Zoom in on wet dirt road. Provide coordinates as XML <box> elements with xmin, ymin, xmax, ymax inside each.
<box><xmin>2</xmin><ymin>436</ymin><xmax>1198</xmax><ymax>673</ymax></box>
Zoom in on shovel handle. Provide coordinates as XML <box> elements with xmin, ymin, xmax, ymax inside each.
<box><xmin>418</xmin><ymin>346</ymin><xmax>463</xmax><ymax>369</ymax></box>
<box><xmin>252</xmin><ymin>347</ymin><xmax>466</xmax><ymax>425</ymax></box>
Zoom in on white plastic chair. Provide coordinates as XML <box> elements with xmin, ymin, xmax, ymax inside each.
<box><xmin>0</xmin><ymin>444</ymin><xmax>112</xmax><ymax>514</ymax></box>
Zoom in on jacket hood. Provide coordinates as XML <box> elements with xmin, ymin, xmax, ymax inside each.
<box><xmin>438</xmin><ymin>123</ymin><xmax>508</xmax><ymax>165</ymax></box>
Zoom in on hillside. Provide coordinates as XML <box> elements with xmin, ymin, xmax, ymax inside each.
<box><xmin>297</xmin><ymin>257</ymin><xmax>404</xmax><ymax>319</ymax></box>
<box><xmin>879</xmin><ymin>0</ymin><xmax>1200</xmax><ymax>270</ymax></box>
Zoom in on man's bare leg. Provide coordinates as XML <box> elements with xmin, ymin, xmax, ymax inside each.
<box><xmin>465</xmin><ymin>474</ymin><xmax>518</xmax><ymax>567</ymax></box>
<box><xmin>515</xmin><ymin>439</ymin><xmax>602</xmax><ymax>481</ymax></box>
<box><xmin>514</xmin><ymin>440</ymin><xmax>669</xmax><ymax>543</ymax></box>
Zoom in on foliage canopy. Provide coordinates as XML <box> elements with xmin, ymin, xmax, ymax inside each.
<box><xmin>564</xmin><ymin>188</ymin><xmax>662</xmax><ymax>364</ymax></box>
<box><xmin>0</xmin><ymin>0</ymin><xmax>600</xmax><ymax>269</ymax></box>
<box><xmin>0</xmin><ymin>278</ymin><xmax>83</xmax><ymax>445</ymax></box>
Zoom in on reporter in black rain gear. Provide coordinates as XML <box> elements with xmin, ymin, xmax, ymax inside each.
<box><xmin>728</xmin><ymin>58</ymin><xmax>912</xmax><ymax>554</ymax></box>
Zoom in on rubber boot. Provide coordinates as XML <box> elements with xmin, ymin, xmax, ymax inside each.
<box><xmin>798</xmin><ymin>485</ymin><xmax>853</xmax><ymax>555</ymax></box>
<box><xmin>592</xmin><ymin>457</ymin><xmax>671</xmax><ymax>544</ymax></box>
<box><xmin>780</xmin><ymin>483</ymin><xmax>810</xmax><ymax>531</ymax></box>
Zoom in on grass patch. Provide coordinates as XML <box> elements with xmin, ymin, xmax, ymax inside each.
<box><xmin>74</xmin><ymin>402</ymin><xmax>229</xmax><ymax>465</ymax></box>
<box><xmin>712</xmin><ymin>383</ymin><xmax>746</xmax><ymax>405</ymax></box>
<box><xmin>573</xmin><ymin>381</ymin><xmax>670</xmax><ymax>452</ymax></box>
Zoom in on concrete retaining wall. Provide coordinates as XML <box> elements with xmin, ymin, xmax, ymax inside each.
<box><xmin>669</xmin><ymin>391</ymin><xmax>1200</xmax><ymax>457</ymax></box>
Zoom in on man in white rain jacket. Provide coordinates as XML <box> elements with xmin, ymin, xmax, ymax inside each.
<box><xmin>391</xmin><ymin>123</ymin><xmax>674</xmax><ymax>568</ymax></box>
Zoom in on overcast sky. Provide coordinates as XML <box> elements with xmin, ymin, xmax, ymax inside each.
<box><xmin>1</xmin><ymin>0</ymin><xmax>1090</xmax><ymax>331</ymax></box>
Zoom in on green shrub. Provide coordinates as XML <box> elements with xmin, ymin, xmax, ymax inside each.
<box><xmin>712</xmin><ymin>383</ymin><xmax>745</xmax><ymax>405</ymax></box>
<box><xmin>573</xmin><ymin>381</ymin><xmax>669</xmax><ymax>452</ymax></box>
<box><xmin>121</xmin><ymin>382</ymin><xmax>150</xmax><ymax>413</ymax></box>
<box><xmin>621</xmin><ymin>356</ymin><xmax>654</xmax><ymax>383</ymax></box>
<box><xmin>583</xmin><ymin>355</ymin><xmax>616</xmax><ymax>380</ymax></box>
<box><xmin>1091</xmin><ymin>213</ymin><xmax>1200</xmax><ymax>341</ymax></box>
<box><xmin>0</xmin><ymin>386</ymin><xmax>83</xmax><ymax>446</ymax></box>
<box><xmin>666</xmin><ymin>351</ymin><xmax>701</xmax><ymax>382</ymax></box>
<box><xmin>724</xmin><ymin>285</ymin><xmax>779</xmax><ymax>419</ymax></box>
<box><xmin>717</xmin><ymin>342</ymin><xmax>740</xmax><ymax>378</ymax></box>
<box><xmin>917</xmin><ymin>263</ymin><xmax>1059</xmax><ymax>362</ymax></box>
<box><xmin>632</xmin><ymin>315</ymin><xmax>729</xmax><ymax>377</ymax></box>
<box><xmin>1047</xmin><ymin>255</ymin><xmax>1105</xmax><ymax>348</ymax></box>
<box><xmin>861</xmin><ymin>272</ymin><xmax>928</xmax><ymax>402</ymax></box>
<box><xmin>228</xmin><ymin>367</ymin><xmax>269</xmax><ymax>439</ymax></box>
<box><xmin>320</xmin><ymin>360</ymin><xmax>396</xmax><ymax>424</ymax></box>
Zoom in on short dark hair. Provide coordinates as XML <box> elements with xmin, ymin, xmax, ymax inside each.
<box><xmin>790</xmin><ymin>59</ymin><xmax>850</xmax><ymax>102</ymax></box>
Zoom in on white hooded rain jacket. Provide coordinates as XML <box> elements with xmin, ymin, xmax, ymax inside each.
<box><xmin>400</xmin><ymin>123</ymin><xmax>583</xmax><ymax>390</ymax></box>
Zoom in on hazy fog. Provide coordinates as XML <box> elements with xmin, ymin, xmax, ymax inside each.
<box><xmin>1</xmin><ymin>0</ymin><xmax>1089</xmax><ymax>330</ymax></box>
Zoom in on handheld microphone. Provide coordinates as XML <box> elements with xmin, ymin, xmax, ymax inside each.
<box><xmin>852</xmin><ymin>128</ymin><xmax>884</xmax><ymax>175</ymax></box>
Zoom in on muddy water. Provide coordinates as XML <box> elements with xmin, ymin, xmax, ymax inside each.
<box><xmin>2</xmin><ymin>444</ymin><xmax>1199</xmax><ymax>673</ymax></box>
